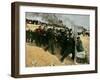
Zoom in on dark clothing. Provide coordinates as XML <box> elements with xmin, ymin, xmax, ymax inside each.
<box><xmin>35</xmin><ymin>28</ymin><xmax>43</xmax><ymax>46</ymax></box>
<box><xmin>47</xmin><ymin>29</ymin><xmax>55</xmax><ymax>54</ymax></box>
<box><xmin>61</xmin><ymin>37</ymin><xmax>75</xmax><ymax>62</ymax></box>
<box><xmin>31</xmin><ymin>31</ymin><xmax>36</xmax><ymax>43</ymax></box>
<box><xmin>26</xmin><ymin>30</ymin><xmax>32</xmax><ymax>42</ymax></box>
<box><xmin>41</xmin><ymin>30</ymin><xmax>47</xmax><ymax>46</ymax></box>
<box><xmin>76</xmin><ymin>40</ymin><xmax>84</xmax><ymax>52</ymax></box>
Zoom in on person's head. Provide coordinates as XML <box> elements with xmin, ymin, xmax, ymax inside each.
<box><xmin>69</xmin><ymin>29</ymin><xmax>72</xmax><ymax>32</ymax></box>
<box><xmin>77</xmin><ymin>37</ymin><xmax>80</xmax><ymax>40</ymax></box>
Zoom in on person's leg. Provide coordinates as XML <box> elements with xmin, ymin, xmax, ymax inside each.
<box><xmin>51</xmin><ymin>43</ymin><xmax>55</xmax><ymax>54</ymax></box>
<box><xmin>61</xmin><ymin>50</ymin><xmax>69</xmax><ymax>62</ymax></box>
<box><xmin>72</xmin><ymin>51</ymin><xmax>75</xmax><ymax>60</ymax></box>
<box><xmin>31</xmin><ymin>37</ymin><xmax>33</xmax><ymax>43</ymax></box>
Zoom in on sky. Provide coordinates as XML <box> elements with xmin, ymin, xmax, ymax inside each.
<box><xmin>26</xmin><ymin>12</ymin><xmax>90</xmax><ymax>30</ymax></box>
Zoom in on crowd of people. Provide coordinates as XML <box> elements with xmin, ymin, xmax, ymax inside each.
<box><xmin>26</xmin><ymin>25</ymin><xmax>86</xmax><ymax>63</ymax></box>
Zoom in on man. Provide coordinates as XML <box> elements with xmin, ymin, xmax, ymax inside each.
<box><xmin>60</xmin><ymin>32</ymin><xmax>75</xmax><ymax>62</ymax></box>
<box><xmin>26</xmin><ymin>29</ymin><xmax>32</xmax><ymax>43</ymax></box>
<box><xmin>76</xmin><ymin>37</ymin><xmax>86</xmax><ymax>63</ymax></box>
<box><xmin>41</xmin><ymin>27</ymin><xmax>47</xmax><ymax>46</ymax></box>
<box><xmin>76</xmin><ymin>37</ymin><xmax>84</xmax><ymax>52</ymax></box>
<box><xmin>35</xmin><ymin>26</ymin><xmax>42</xmax><ymax>46</ymax></box>
<box><xmin>47</xmin><ymin>28</ymin><xmax>55</xmax><ymax>54</ymax></box>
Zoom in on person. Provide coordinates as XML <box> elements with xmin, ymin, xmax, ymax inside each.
<box><xmin>76</xmin><ymin>37</ymin><xmax>86</xmax><ymax>63</ymax></box>
<box><xmin>60</xmin><ymin>33</ymin><xmax>75</xmax><ymax>62</ymax></box>
<box><xmin>41</xmin><ymin>27</ymin><xmax>47</xmax><ymax>46</ymax></box>
<box><xmin>76</xmin><ymin>37</ymin><xmax>84</xmax><ymax>52</ymax></box>
<box><xmin>26</xmin><ymin>29</ymin><xmax>32</xmax><ymax>43</ymax></box>
<box><xmin>47</xmin><ymin>28</ymin><xmax>55</xmax><ymax>54</ymax></box>
<box><xmin>30</xmin><ymin>31</ymin><xmax>36</xmax><ymax>43</ymax></box>
<box><xmin>35</xmin><ymin>26</ymin><xmax>42</xmax><ymax>46</ymax></box>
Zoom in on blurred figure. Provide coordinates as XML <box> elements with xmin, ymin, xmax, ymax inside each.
<box><xmin>60</xmin><ymin>33</ymin><xmax>75</xmax><ymax>62</ymax></box>
<box><xmin>26</xmin><ymin>29</ymin><xmax>32</xmax><ymax>43</ymax></box>
<box><xmin>47</xmin><ymin>28</ymin><xmax>55</xmax><ymax>54</ymax></box>
<box><xmin>76</xmin><ymin>37</ymin><xmax>86</xmax><ymax>63</ymax></box>
<box><xmin>35</xmin><ymin>26</ymin><xmax>42</xmax><ymax>46</ymax></box>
